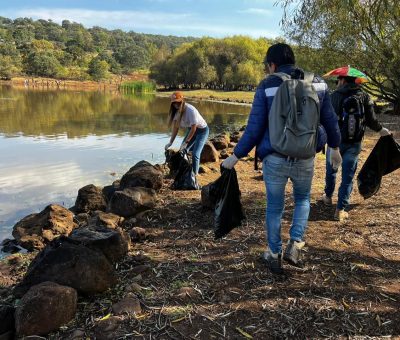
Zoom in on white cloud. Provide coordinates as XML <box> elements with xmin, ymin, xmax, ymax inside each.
<box><xmin>3</xmin><ymin>7</ymin><xmax>280</xmax><ymax>38</ymax></box>
<box><xmin>6</xmin><ymin>8</ymin><xmax>191</xmax><ymax>30</ymax></box>
<box><xmin>238</xmin><ymin>8</ymin><xmax>273</xmax><ymax>16</ymax></box>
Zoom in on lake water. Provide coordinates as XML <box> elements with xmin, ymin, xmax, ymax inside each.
<box><xmin>0</xmin><ymin>85</ymin><xmax>250</xmax><ymax>249</ymax></box>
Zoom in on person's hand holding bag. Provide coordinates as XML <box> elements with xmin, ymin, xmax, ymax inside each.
<box><xmin>179</xmin><ymin>142</ymin><xmax>188</xmax><ymax>152</ymax></box>
<box><xmin>329</xmin><ymin>147</ymin><xmax>342</xmax><ymax>171</ymax></box>
<box><xmin>222</xmin><ymin>154</ymin><xmax>239</xmax><ymax>169</ymax></box>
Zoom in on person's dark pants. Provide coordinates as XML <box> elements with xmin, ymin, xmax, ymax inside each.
<box><xmin>325</xmin><ymin>142</ymin><xmax>362</xmax><ymax>210</ymax></box>
<box><xmin>182</xmin><ymin>126</ymin><xmax>209</xmax><ymax>175</ymax></box>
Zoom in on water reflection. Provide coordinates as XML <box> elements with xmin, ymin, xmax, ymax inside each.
<box><xmin>0</xmin><ymin>85</ymin><xmax>250</xmax><ymax>247</ymax></box>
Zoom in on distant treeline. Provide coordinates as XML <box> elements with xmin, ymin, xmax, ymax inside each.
<box><xmin>149</xmin><ymin>36</ymin><xmax>271</xmax><ymax>91</ymax></box>
<box><xmin>0</xmin><ymin>16</ymin><xmax>342</xmax><ymax>92</ymax></box>
<box><xmin>0</xmin><ymin>16</ymin><xmax>196</xmax><ymax>80</ymax></box>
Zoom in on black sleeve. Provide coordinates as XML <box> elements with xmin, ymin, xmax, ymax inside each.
<box><xmin>364</xmin><ymin>93</ymin><xmax>382</xmax><ymax>132</ymax></box>
<box><xmin>330</xmin><ymin>91</ymin><xmax>342</xmax><ymax>117</ymax></box>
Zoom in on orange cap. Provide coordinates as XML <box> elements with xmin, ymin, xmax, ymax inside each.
<box><xmin>171</xmin><ymin>91</ymin><xmax>184</xmax><ymax>103</ymax></box>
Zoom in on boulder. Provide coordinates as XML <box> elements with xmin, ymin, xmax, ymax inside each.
<box><xmin>88</xmin><ymin>211</ymin><xmax>124</xmax><ymax>230</ymax></box>
<box><xmin>74</xmin><ymin>213</ymin><xmax>89</xmax><ymax>227</ymax></box>
<box><xmin>14</xmin><ymin>237</ymin><xmax>117</xmax><ymax>297</ymax></box>
<box><xmin>102</xmin><ymin>180</ymin><xmax>120</xmax><ymax>202</ymax></box>
<box><xmin>69</xmin><ymin>227</ymin><xmax>130</xmax><ymax>263</ymax></box>
<box><xmin>15</xmin><ymin>282</ymin><xmax>77</xmax><ymax>337</ymax></box>
<box><xmin>230</xmin><ymin>130</ymin><xmax>244</xmax><ymax>143</ymax></box>
<box><xmin>108</xmin><ymin>187</ymin><xmax>156</xmax><ymax>218</ymax></box>
<box><xmin>200</xmin><ymin>141</ymin><xmax>219</xmax><ymax>163</ymax></box>
<box><xmin>0</xmin><ymin>305</ymin><xmax>15</xmax><ymax>334</ymax></box>
<box><xmin>120</xmin><ymin>161</ymin><xmax>163</xmax><ymax>191</ymax></box>
<box><xmin>12</xmin><ymin>204</ymin><xmax>77</xmax><ymax>251</ymax></box>
<box><xmin>0</xmin><ymin>239</ymin><xmax>20</xmax><ymax>254</ymax></box>
<box><xmin>74</xmin><ymin>184</ymin><xmax>107</xmax><ymax>213</ymax></box>
<box><xmin>112</xmin><ymin>296</ymin><xmax>141</xmax><ymax>315</ymax></box>
<box><xmin>211</xmin><ymin>133</ymin><xmax>230</xmax><ymax>150</ymax></box>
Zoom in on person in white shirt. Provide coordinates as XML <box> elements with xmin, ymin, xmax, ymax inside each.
<box><xmin>165</xmin><ymin>91</ymin><xmax>209</xmax><ymax>175</ymax></box>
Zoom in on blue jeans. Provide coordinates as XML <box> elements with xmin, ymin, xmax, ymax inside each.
<box><xmin>262</xmin><ymin>154</ymin><xmax>315</xmax><ymax>254</ymax></box>
<box><xmin>325</xmin><ymin>142</ymin><xmax>362</xmax><ymax>210</ymax></box>
<box><xmin>183</xmin><ymin>126</ymin><xmax>209</xmax><ymax>175</ymax></box>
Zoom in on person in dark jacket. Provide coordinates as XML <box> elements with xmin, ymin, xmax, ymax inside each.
<box><xmin>321</xmin><ymin>76</ymin><xmax>391</xmax><ymax>221</ymax></box>
<box><xmin>222</xmin><ymin>43</ymin><xmax>342</xmax><ymax>274</ymax></box>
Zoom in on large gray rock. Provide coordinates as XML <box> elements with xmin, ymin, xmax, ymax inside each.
<box><xmin>120</xmin><ymin>161</ymin><xmax>163</xmax><ymax>191</ymax></box>
<box><xmin>74</xmin><ymin>184</ymin><xmax>107</xmax><ymax>213</ymax></box>
<box><xmin>12</xmin><ymin>204</ymin><xmax>77</xmax><ymax>251</ymax></box>
<box><xmin>14</xmin><ymin>237</ymin><xmax>117</xmax><ymax>297</ymax></box>
<box><xmin>69</xmin><ymin>226</ymin><xmax>130</xmax><ymax>263</ymax></box>
<box><xmin>200</xmin><ymin>141</ymin><xmax>219</xmax><ymax>163</ymax></box>
<box><xmin>108</xmin><ymin>187</ymin><xmax>156</xmax><ymax>218</ymax></box>
<box><xmin>15</xmin><ymin>282</ymin><xmax>77</xmax><ymax>337</ymax></box>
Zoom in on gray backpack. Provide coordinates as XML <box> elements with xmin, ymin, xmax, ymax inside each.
<box><xmin>268</xmin><ymin>72</ymin><xmax>320</xmax><ymax>159</ymax></box>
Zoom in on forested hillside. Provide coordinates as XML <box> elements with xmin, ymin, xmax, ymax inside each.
<box><xmin>0</xmin><ymin>17</ymin><xmax>196</xmax><ymax>80</ymax></box>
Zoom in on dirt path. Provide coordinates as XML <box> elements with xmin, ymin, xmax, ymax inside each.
<box><xmin>1</xmin><ymin>115</ymin><xmax>399</xmax><ymax>339</ymax></box>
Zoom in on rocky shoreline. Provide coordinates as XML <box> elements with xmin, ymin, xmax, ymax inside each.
<box><xmin>0</xmin><ymin>128</ymin><xmax>243</xmax><ymax>339</ymax></box>
<box><xmin>1</xmin><ymin>117</ymin><xmax>399</xmax><ymax>339</ymax></box>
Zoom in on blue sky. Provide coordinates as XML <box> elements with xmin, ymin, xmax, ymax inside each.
<box><xmin>0</xmin><ymin>0</ymin><xmax>285</xmax><ymax>38</ymax></box>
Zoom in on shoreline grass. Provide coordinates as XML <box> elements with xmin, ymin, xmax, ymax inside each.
<box><xmin>158</xmin><ymin>89</ymin><xmax>255</xmax><ymax>104</ymax></box>
<box><xmin>120</xmin><ymin>81</ymin><xmax>156</xmax><ymax>94</ymax></box>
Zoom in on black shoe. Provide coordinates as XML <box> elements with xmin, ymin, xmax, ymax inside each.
<box><xmin>262</xmin><ymin>251</ymin><xmax>283</xmax><ymax>274</ymax></box>
<box><xmin>283</xmin><ymin>240</ymin><xmax>304</xmax><ymax>268</ymax></box>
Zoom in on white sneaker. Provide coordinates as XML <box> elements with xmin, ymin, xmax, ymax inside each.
<box><xmin>321</xmin><ymin>194</ymin><xmax>332</xmax><ymax>206</ymax></box>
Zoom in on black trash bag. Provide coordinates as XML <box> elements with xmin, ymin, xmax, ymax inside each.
<box><xmin>357</xmin><ymin>135</ymin><xmax>400</xmax><ymax>199</ymax></box>
<box><xmin>165</xmin><ymin>149</ymin><xmax>183</xmax><ymax>177</ymax></box>
<box><xmin>213</xmin><ymin>168</ymin><xmax>245</xmax><ymax>239</ymax></box>
<box><xmin>170</xmin><ymin>150</ymin><xmax>200</xmax><ymax>190</ymax></box>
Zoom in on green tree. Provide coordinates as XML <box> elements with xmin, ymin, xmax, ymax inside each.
<box><xmin>0</xmin><ymin>55</ymin><xmax>20</xmax><ymax>79</ymax></box>
<box><xmin>90</xmin><ymin>26</ymin><xmax>110</xmax><ymax>51</ymax></box>
<box><xmin>114</xmin><ymin>45</ymin><xmax>150</xmax><ymax>72</ymax></box>
<box><xmin>282</xmin><ymin>0</ymin><xmax>400</xmax><ymax>114</ymax></box>
<box><xmin>88</xmin><ymin>57</ymin><xmax>109</xmax><ymax>81</ymax></box>
<box><xmin>12</xmin><ymin>18</ymin><xmax>35</xmax><ymax>48</ymax></box>
<box><xmin>24</xmin><ymin>50</ymin><xmax>62</xmax><ymax>77</ymax></box>
<box><xmin>198</xmin><ymin>61</ymin><xmax>218</xmax><ymax>88</ymax></box>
